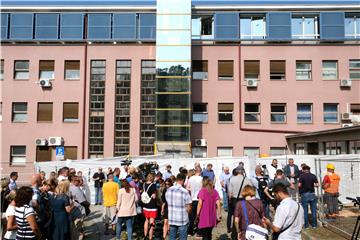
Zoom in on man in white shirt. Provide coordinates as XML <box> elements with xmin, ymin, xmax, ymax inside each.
<box><xmin>262</xmin><ymin>183</ymin><xmax>304</xmax><ymax>240</ymax></box>
<box><xmin>57</xmin><ymin>167</ymin><xmax>69</xmax><ymax>181</ymax></box>
<box><xmin>186</xmin><ymin>166</ymin><xmax>202</xmax><ymax>236</ymax></box>
<box><xmin>268</xmin><ymin>159</ymin><xmax>281</xmax><ymax>180</ymax></box>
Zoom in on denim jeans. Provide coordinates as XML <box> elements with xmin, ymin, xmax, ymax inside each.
<box><xmin>94</xmin><ymin>187</ymin><xmax>102</xmax><ymax>204</ymax></box>
<box><xmin>301</xmin><ymin>192</ymin><xmax>317</xmax><ymax>228</ymax></box>
<box><xmin>116</xmin><ymin>216</ymin><xmax>134</xmax><ymax>240</ymax></box>
<box><xmin>169</xmin><ymin>224</ymin><xmax>188</xmax><ymax>240</ymax></box>
<box><xmin>188</xmin><ymin>201</ymin><xmax>198</xmax><ymax>235</ymax></box>
<box><xmin>222</xmin><ymin>189</ymin><xmax>229</xmax><ymax>211</ymax></box>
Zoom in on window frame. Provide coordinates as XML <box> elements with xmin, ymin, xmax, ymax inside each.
<box><xmin>192</xmin><ymin>60</ymin><xmax>208</xmax><ymax>81</ymax></box>
<box><xmin>323</xmin><ymin>103</ymin><xmax>339</xmax><ymax>123</ymax></box>
<box><xmin>192</xmin><ymin>15</ymin><xmax>214</xmax><ymax>40</ymax></box>
<box><xmin>10</xmin><ymin>146</ymin><xmax>26</xmax><ymax>166</ymax></box>
<box><xmin>217</xmin><ymin>147</ymin><xmax>233</xmax><ymax>157</ymax></box>
<box><xmin>291</xmin><ymin>15</ymin><xmax>319</xmax><ymax>39</ymax></box>
<box><xmin>192</xmin><ymin>103</ymin><xmax>208</xmax><ymax>123</ymax></box>
<box><xmin>240</xmin><ymin>14</ymin><xmax>266</xmax><ymax>39</ymax></box>
<box><xmin>64</xmin><ymin>60</ymin><xmax>80</xmax><ymax>80</ymax></box>
<box><xmin>296</xmin><ymin>60</ymin><xmax>312</xmax><ymax>81</ymax></box>
<box><xmin>12</xmin><ymin>102</ymin><xmax>27</xmax><ymax>122</ymax></box>
<box><xmin>349</xmin><ymin>59</ymin><xmax>360</xmax><ymax>80</ymax></box>
<box><xmin>37</xmin><ymin>102</ymin><xmax>53</xmax><ymax>122</ymax></box>
<box><xmin>345</xmin><ymin>15</ymin><xmax>360</xmax><ymax>39</ymax></box>
<box><xmin>39</xmin><ymin>60</ymin><xmax>55</xmax><ymax>80</ymax></box>
<box><xmin>270</xmin><ymin>60</ymin><xmax>286</xmax><ymax>80</ymax></box>
<box><xmin>270</xmin><ymin>103</ymin><xmax>287</xmax><ymax>124</ymax></box>
<box><xmin>322</xmin><ymin>60</ymin><xmax>338</xmax><ymax>80</ymax></box>
<box><xmin>0</xmin><ymin>59</ymin><xmax>4</xmax><ymax>80</ymax></box>
<box><xmin>297</xmin><ymin>103</ymin><xmax>313</xmax><ymax>124</ymax></box>
<box><xmin>14</xmin><ymin>60</ymin><xmax>30</xmax><ymax>80</ymax></box>
<box><xmin>244</xmin><ymin>103</ymin><xmax>260</xmax><ymax>123</ymax></box>
<box><xmin>218</xmin><ymin>60</ymin><xmax>234</xmax><ymax>80</ymax></box>
<box><xmin>63</xmin><ymin>102</ymin><xmax>79</xmax><ymax>123</ymax></box>
<box><xmin>218</xmin><ymin>103</ymin><xmax>234</xmax><ymax>123</ymax></box>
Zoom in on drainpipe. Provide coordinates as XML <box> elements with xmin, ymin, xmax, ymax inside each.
<box><xmin>81</xmin><ymin>14</ymin><xmax>88</xmax><ymax>159</ymax></box>
<box><xmin>238</xmin><ymin>43</ymin><xmax>305</xmax><ymax>134</ymax></box>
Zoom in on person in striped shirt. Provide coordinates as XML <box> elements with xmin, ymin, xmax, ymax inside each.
<box><xmin>14</xmin><ymin>186</ymin><xmax>41</xmax><ymax>240</ymax></box>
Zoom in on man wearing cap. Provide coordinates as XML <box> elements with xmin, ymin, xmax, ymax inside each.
<box><xmin>322</xmin><ymin>163</ymin><xmax>341</xmax><ymax>219</ymax></box>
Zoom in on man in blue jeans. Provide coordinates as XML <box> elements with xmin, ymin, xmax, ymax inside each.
<box><xmin>166</xmin><ymin>173</ymin><xmax>192</xmax><ymax>240</ymax></box>
<box><xmin>298</xmin><ymin>165</ymin><xmax>319</xmax><ymax>228</ymax></box>
<box><xmin>219</xmin><ymin>166</ymin><xmax>231</xmax><ymax>212</ymax></box>
<box><xmin>92</xmin><ymin>167</ymin><xmax>105</xmax><ymax>205</ymax></box>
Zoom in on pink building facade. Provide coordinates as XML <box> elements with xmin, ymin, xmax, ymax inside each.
<box><xmin>1</xmin><ymin>0</ymin><xmax>360</xmax><ymax>182</ymax></box>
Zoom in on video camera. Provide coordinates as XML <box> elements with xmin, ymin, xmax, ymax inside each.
<box><xmin>346</xmin><ymin>196</ymin><xmax>360</xmax><ymax>209</ymax></box>
<box><xmin>138</xmin><ymin>162</ymin><xmax>159</xmax><ymax>178</ymax></box>
<box><xmin>120</xmin><ymin>158</ymin><xmax>132</xmax><ymax>166</ymax></box>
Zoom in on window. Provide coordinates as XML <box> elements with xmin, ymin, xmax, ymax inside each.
<box><xmin>12</xmin><ymin>102</ymin><xmax>27</xmax><ymax>122</ymax></box>
<box><xmin>270</xmin><ymin>147</ymin><xmax>286</xmax><ymax>156</ymax></box>
<box><xmin>244</xmin><ymin>61</ymin><xmax>260</xmax><ymax>80</ymax></box>
<box><xmin>218</xmin><ymin>103</ymin><xmax>234</xmax><ymax>122</ymax></box>
<box><xmin>36</xmin><ymin>147</ymin><xmax>51</xmax><ymax>162</ymax></box>
<box><xmin>0</xmin><ymin>59</ymin><xmax>4</xmax><ymax>80</ymax></box>
<box><xmin>350</xmin><ymin>103</ymin><xmax>360</xmax><ymax>115</ymax></box>
<box><xmin>218</xmin><ymin>60</ymin><xmax>233</xmax><ymax>80</ymax></box>
<box><xmin>349</xmin><ymin>60</ymin><xmax>360</xmax><ymax>80</ymax></box>
<box><xmin>349</xmin><ymin>141</ymin><xmax>360</xmax><ymax>154</ymax></box>
<box><xmin>192</xmin><ymin>60</ymin><xmax>208</xmax><ymax>80</ymax></box>
<box><xmin>297</xmin><ymin>103</ymin><xmax>313</xmax><ymax>123</ymax></box>
<box><xmin>322</xmin><ymin>61</ymin><xmax>338</xmax><ymax>80</ymax></box>
<box><xmin>192</xmin><ymin>103</ymin><xmax>208</xmax><ymax>123</ymax></box>
<box><xmin>323</xmin><ymin>103</ymin><xmax>339</xmax><ymax>123</ymax></box>
<box><xmin>14</xmin><ymin>60</ymin><xmax>29</xmax><ymax>80</ymax></box>
<box><xmin>295</xmin><ymin>143</ymin><xmax>305</xmax><ymax>155</ymax></box>
<box><xmin>296</xmin><ymin>61</ymin><xmax>312</xmax><ymax>80</ymax></box>
<box><xmin>271</xmin><ymin>103</ymin><xmax>286</xmax><ymax>123</ymax></box>
<box><xmin>39</xmin><ymin>60</ymin><xmax>54</xmax><ymax>80</ymax></box>
<box><xmin>217</xmin><ymin>147</ymin><xmax>233</xmax><ymax>157</ymax></box>
<box><xmin>65</xmin><ymin>146</ymin><xmax>77</xmax><ymax>160</ymax></box>
<box><xmin>10</xmin><ymin>146</ymin><xmax>26</xmax><ymax>166</ymax></box>
<box><xmin>240</xmin><ymin>15</ymin><xmax>266</xmax><ymax>39</ymax></box>
<box><xmin>65</xmin><ymin>60</ymin><xmax>80</xmax><ymax>80</ymax></box>
<box><xmin>63</xmin><ymin>103</ymin><xmax>79</xmax><ymax>122</ymax></box>
<box><xmin>192</xmin><ymin>146</ymin><xmax>207</xmax><ymax>158</ymax></box>
<box><xmin>270</xmin><ymin>60</ymin><xmax>285</xmax><ymax>80</ymax></box>
<box><xmin>192</xmin><ymin>15</ymin><xmax>214</xmax><ymax>39</ymax></box>
<box><xmin>244</xmin><ymin>103</ymin><xmax>260</xmax><ymax>123</ymax></box>
<box><xmin>37</xmin><ymin>103</ymin><xmax>53</xmax><ymax>122</ymax></box>
<box><xmin>345</xmin><ymin>14</ymin><xmax>360</xmax><ymax>39</ymax></box>
<box><xmin>292</xmin><ymin>15</ymin><xmax>319</xmax><ymax>39</ymax></box>
<box><xmin>244</xmin><ymin>147</ymin><xmax>260</xmax><ymax>158</ymax></box>
<box><xmin>325</xmin><ymin>142</ymin><xmax>341</xmax><ymax>155</ymax></box>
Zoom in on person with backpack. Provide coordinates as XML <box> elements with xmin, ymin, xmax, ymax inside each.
<box><xmin>251</xmin><ymin>165</ymin><xmax>270</xmax><ymax>218</ymax></box>
<box><xmin>262</xmin><ymin>183</ymin><xmax>304</xmax><ymax>240</ymax></box>
<box><xmin>141</xmin><ymin>173</ymin><xmax>157</xmax><ymax>240</ymax></box>
<box><xmin>234</xmin><ymin>185</ymin><xmax>267</xmax><ymax>240</ymax></box>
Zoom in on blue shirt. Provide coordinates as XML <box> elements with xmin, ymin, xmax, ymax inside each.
<box><xmin>9</xmin><ymin>179</ymin><xmax>17</xmax><ymax>191</ymax></box>
<box><xmin>201</xmin><ymin>169</ymin><xmax>215</xmax><ymax>182</ymax></box>
<box><xmin>163</xmin><ymin>171</ymin><xmax>173</xmax><ymax>180</ymax></box>
<box><xmin>219</xmin><ymin>172</ymin><xmax>231</xmax><ymax>191</ymax></box>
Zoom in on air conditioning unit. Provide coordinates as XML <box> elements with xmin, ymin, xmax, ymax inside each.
<box><xmin>48</xmin><ymin>137</ymin><xmax>64</xmax><ymax>146</ymax></box>
<box><xmin>342</xmin><ymin>123</ymin><xmax>353</xmax><ymax>127</ymax></box>
<box><xmin>194</xmin><ymin>139</ymin><xmax>207</xmax><ymax>147</ymax></box>
<box><xmin>39</xmin><ymin>79</ymin><xmax>52</xmax><ymax>88</ymax></box>
<box><xmin>341</xmin><ymin>112</ymin><xmax>352</xmax><ymax>121</ymax></box>
<box><xmin>340</xmin><ymin>79</ymin><xmax>352</xmax><ymax>87</ymax></box>
<box><xmin>246</xmin><ymin>79</ymin><xmax>258</xmax><ymax>87</ymax></box>
<box><xmin>35</xmin><ymin>138</ymin><xmax>48</xmax><ymax>146</ymax></box>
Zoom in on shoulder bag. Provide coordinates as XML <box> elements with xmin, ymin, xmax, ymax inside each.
<box><xmin>242</xmin><ymin>200</ymin><xmax>269</xmax><ymax>240</ymax></box>
<box><xmin>141</xmin><ymin>183</ymin><xmax>153</xmax><ymax>204</ymax></box>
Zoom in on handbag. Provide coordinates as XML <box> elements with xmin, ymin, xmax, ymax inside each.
<box><xmin>272</xmin><ymin>203</ymin><xmax>300</xmax><ymax>240</ymax></box>
<box><xmin>141</xmin><ymin>183</ymin><xmax>153</xmax><ymax>204</ymax></box>
<box><xmin>242</xmin><ymin>200</ymin><xmax>268</xmax><ymax>240</ymax></box>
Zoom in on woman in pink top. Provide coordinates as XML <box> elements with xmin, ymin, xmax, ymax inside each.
<box><xmin>116</xmin><ymin>180</ymin><xmax>138</xmax><ymax>240</ymax></box>
<box><xmin>196</xmin><ymin>177</ymin><xmax>221</xmax><ymax>240</ymax></box>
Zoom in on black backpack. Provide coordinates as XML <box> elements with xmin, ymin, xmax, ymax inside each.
<box><xmin>256</xmin><ymin>176</ymin><xmax>268</xmax><ymax>201</ymax></box>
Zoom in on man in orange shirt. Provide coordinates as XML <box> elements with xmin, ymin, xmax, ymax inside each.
<box><xmin>102</xmin><ymin>174</ymin><xmax>119</xmax><ymax>235</ymax></box>
<box><xmin>322</xmin><ymin>163</ymin><xmax>341</xmax><ymax>219</ymax></box>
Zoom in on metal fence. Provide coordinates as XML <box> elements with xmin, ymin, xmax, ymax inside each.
<box><xmin>315</xmin><ymin>155</ymin><xmax>360</xmax><ymax>239</ymax></box>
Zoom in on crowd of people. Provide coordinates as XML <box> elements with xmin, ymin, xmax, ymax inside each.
<box><xmin>0</xmin><ymin>158</ymin><xmax>342</xmax><ymax>240</ymax></box>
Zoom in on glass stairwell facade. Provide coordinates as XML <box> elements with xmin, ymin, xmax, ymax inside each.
<box><xmin>155</xmin><ymin>0</ymin><xmax>192</xmax><ymax>154</ymax></box>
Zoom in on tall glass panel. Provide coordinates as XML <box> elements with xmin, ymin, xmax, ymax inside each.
<box><xmin>156</xmin><ymin>0</ymin><xmax>191</xmax><ymax>147</ymax></box>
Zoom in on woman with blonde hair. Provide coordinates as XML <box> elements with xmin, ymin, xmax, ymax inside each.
<box><xmin>234</xmin><ymin>185</ymin><xmax>266</xmax><ymax>240</ymax></box>
<box><xmin>197</xmin><ymin>177</ymin><xmax>221</xmax><ymax>240</ymax></box>
<box><xmin>141</xmin><ymin>173</ymin><xmax>157</xmax><ymax>240</ymax></box>
<box><xmin>50</xmin><ymin>180</ymin><xmax>73</xmax><ymax>240</ymax></box>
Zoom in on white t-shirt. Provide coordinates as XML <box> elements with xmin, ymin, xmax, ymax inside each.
<box><xmin>4</xmin><ymin>205</ymin><xmax>17</xmax><ymax>239</ymax></box>
<box><xmin>273</xmin><ymin>197</ymin><xmax>304</xmax><ymax>240</ymax></box>
<box><xmin>58</xmin><ymin>175</ymin><xmax>68</xmax><ymax>181</ymax></box>
<box><xmin>187</xmin><ymin>175</ymin><xmax>203</xmax><ymax>201</ymax></box>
